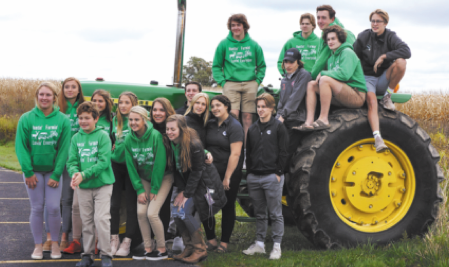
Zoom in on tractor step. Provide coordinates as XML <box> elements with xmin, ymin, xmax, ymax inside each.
<box><xmin>377</xmin><ymin>93</ymin><xmax>411</xmax><ymax>103</ymax></box>
<box><xmin>236</xmin><ymin>216</ymin><xmax>256</xmax><ymax>223</ymax></box>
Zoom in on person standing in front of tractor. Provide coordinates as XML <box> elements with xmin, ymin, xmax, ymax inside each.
<box><xmin>299</xmin><ymin>26</ymin><xmax>367</xmax><ymax>131</ymax></box>
<box><xmin>311</xmin><ymin>5</ymin><xmax>356</xmax><ymax>80</ymax></box>
<box><xmin>175</xmin><ymin>81</ymin><xmax>202</xmax><ymax>115</ymax></box>
<box><xmin>167</xmin><ymin>115</ymin><xmax>226</xmax><ymax>264</ymax></box>
<box><xmin>203</xmin><ymin>95</ymin><xmax>244</xmax><ymax>253</ymax></box>
<box><xmin>125</xmin><ymin>106</ymin><xmax>172</xmax><ymax>261</ymax></box>
<box><xmin>67</xmin><ymin>102</ymin><xmax>115</xmax><ymax>267</ymax></box>
<box><xmin>277</xmin><ymin>13</ymin><xmax>320</xmax><ymax>75</ymax></box>
<box><xmin>92</xmin><ymin>89</ymin><xmax>114</xmax><ymax>135</ymax></box>
<box><xmin>184</xmin><ymin>93</ymin><xmax>211</xmax><ymax>147</ymax></box>
<box><xmin>16</xmin><ymin>82</ymin><xmax>71</xmax><ymax>260</ymax></box>
<box><xmin>150</xmin><ymin>98</ymin><xmax>177</xmax><ymax>247</ymax></box>
<box><xmin>52</xmin><ymin>77</ymin><xmax>85</xmax><ymax>254</ymax></box>
<box><xmin>276</xmin><ymin>48</ymin><xmax>312</xmax><ymax>165</ymax></box>
<box><xmin>212</xmin><ymin>13</ymin><xmax>266</xmax><ymax>148</ymax></box>
<box><xmin>353</xmin><ymin>9</ymin><xmax>411</xmax><ymax>152</ymax></box>
<box><xmin>110</xmin><ymin>92</ymin><xmax>140</xmax><ymax>257</ymax></box>
<box><xmin>243</xmin><ymin>93</ymin><xmax>289</xmax><ymax>260</ymax></box>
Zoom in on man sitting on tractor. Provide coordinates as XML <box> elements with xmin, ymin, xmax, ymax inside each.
<box><xmin>311</xmin><ymin>5</ymin><xmax>356</xmax><ymax>80</ymax></box>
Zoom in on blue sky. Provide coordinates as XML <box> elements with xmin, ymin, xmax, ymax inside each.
<box><xmin>1</xmin><ymin>0</ymin><xmax>448</xmax><ymax>92</ymax></box>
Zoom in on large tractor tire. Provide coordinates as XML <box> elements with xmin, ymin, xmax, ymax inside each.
<box><xmin>286</xmin><ymin>108</ymin><xmax>444</xmax><ymax>249</ymax></box>
<box><xmin>237</xmin><ymin>185</ymin><xmax>296</xmax><ymax>226</ymax></box>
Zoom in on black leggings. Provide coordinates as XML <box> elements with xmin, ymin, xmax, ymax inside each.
<box><xmin>110</xmin><ymin>161</ymin><xmax>140</xmax><ymax>239</ymax></box>
<box><xmin>202</xmin><ymin>169</ymin><xmax>242</xmax><ymax>243</ymax></box>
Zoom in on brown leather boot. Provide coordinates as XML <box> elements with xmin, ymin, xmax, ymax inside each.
<box><xmin>173</xmin><ymin>229</ymin><xmax>194</xmax><ymax>261</ymax></box>
<box><xmin>182</xmin><ymin>229</ymin><xmax>207</xmax><ymax>264</ymax></box>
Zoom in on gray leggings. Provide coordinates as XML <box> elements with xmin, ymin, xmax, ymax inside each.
<box><xmin>24</xmin><ymin>172</ymin><xmax>62</xmax><ymax>244</ymax></box>
<box><xmin>44</xmin><ymin>167</ymin><xmax>71</xmax><ymax>233</ymax></box>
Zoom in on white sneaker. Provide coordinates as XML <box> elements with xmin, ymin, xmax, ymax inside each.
<box><xmin>171</xmin><ymin>237</ymin><xmax>184</xmax><ymax>251</ymax></box>
<box><xmin>243</xmin><ymin>149</ymin><xmax>247</xmax><ymax>169</ymax></box>
<box><xmin>110</xmin><ymin>235</ymin><xmax>120</xmax><ymax>256</ymax></box>
<box><xmin>374</xmin><ymin>135</ymin><xmax>388</xmax><ymax>153</ymax></box>
<box><xmin>115</xmin><ymin>237</ymin><xmax>131</xmax><ymax>257</ymax></box>
<box><xmin>242</xmin><ymin>243</ymin><xmax>265</xmax><ymax>255</ymax></box>
<box><xmin>380</xmin><ymin>92</ymin><xmax>396</xmax><ymax>111</ymax></box>
<box><xmin>269</xmin><ymin>246</ymin><xmax>282</xmax><ymax>260</ymax></box>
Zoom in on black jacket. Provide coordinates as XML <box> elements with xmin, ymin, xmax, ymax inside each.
<box><xmin>276</xmin><ymin>68</ymin><xmax>311</xmax><ymax>126</ymax></box>
<box><xmin>173</xmin><ymin>140</ymin><xmax>227</xmax><ymax>222</ymax></box>
<box><xmin>185</xmin><ymin>112</ymin><xmax>206</xmax><ymax>147</ymax></box>
<box><xmin>246</xmin><ymin>116</ymin><xmax>289</xmax><ymax>176</ymax></box>
<box><xmin>175</xmin><ymin>101</ymin><xmax>188</xmax><ymax>115</ymax></box>
<box><xmin>353</xmin><ymin>29</ymin><xmax>411</xmax><ymax>77</ymax></box>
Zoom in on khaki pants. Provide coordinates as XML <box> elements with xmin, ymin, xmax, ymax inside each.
<box><xmin>223</xmin><ymin>80</ymin><xmax>258</xmax><ymax>113</ymax></box>
<box><xmin>137</xmin><ymin>173</ymin><xmax>174</xmax><ymax>249</ymax></box>
<box><xmin>77</xmin><ymin>184</ymin><xmax>113</xmax><ymax>258</ymax></box>
<box><xmin>331</xmin><ymin>83</ymin><xmax>366</xmax><ymax>108</ymax></box>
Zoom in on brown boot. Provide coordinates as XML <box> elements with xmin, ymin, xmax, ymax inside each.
<box><xmin>173</xmin><ymin>229</ymin><xmax>194</xmax><ymax>261</ymax></box>
<box><xmin>182</xmin><ymin>229</ymin><xmax>207</xmax><ymax>264</ymax></box>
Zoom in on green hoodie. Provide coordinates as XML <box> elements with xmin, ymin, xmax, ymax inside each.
<box><xmin>67</xmin><ymin>127</ymin><xmax>115</xmax><ymax>189</ymax></box>
<box><xmin>124</xmin><ymin>122</ymin><xmax>166</xmax><ymax>195</ymax></box>
<box><xmin>96</xmin><ymin>113</ymin><xmax>111</xmax><ymax>133</ymax></box>
<box><xmin>277</xmin><ymin>31</ymin><xmax>320</xmax><ymax>74</ymax></box>
<box><xmin>65</xmin><ymin>100</ymin><xmax>80</xmax><ymax>137</ymax></box>
<box><xmin>311</xmin><ymin>17</ymin><xmax>356</xmax><ymax>79</ymax></box>
<box><xmin>111</xmin><ymin>116</ymin><xmax>130</xmax><ymax>163</ymax></box>
<box><xmin>212</xmin><ymin>31</ymin><xmax>266</xmax><ymax>87</ymax></box>
<box><xmin>15</xmin><ymin>106</ymin><xmax>71</xmax><ymax>181</ymax></box>
<box><xmin>321</xmin><ymin>43</ymin><xmax>367</xmax><ymax>92</ymax></box>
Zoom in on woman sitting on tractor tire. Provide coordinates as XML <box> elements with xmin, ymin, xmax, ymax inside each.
<box><xmin>353</xmin><ymin>9</ymin><xmax>411</xmax><ymax>152</ymax></box>
<box><xmin>298</xmin><ymin>25</ymin><xmax>367</xmax><ymax>131</ymax></box>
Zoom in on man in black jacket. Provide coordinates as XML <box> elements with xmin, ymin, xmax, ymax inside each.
<box><xmin>353</xmin><ymin>9</ymin><xmax>411</xmax><ymax>152</ymax></box>
<box><xmin>243</xmin><ymin>93</ymin><xmax>289</xmax><ymax>260</ymax></box>
<box><xmin>175</xmin><ymin>81</ymin><xmax>202</xmax><ymax>115</ymax></box>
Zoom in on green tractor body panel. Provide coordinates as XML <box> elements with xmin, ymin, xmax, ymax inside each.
<box><xmin>80</xmin><ymin>80</ymin><xmax>221</xmax><ymax>108</ymax></box>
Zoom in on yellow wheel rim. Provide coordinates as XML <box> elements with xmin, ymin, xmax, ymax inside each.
<box><xmin>329</xmin><ymin>138</ymin><xmax>415</xmax><ymax>232</ymax></box>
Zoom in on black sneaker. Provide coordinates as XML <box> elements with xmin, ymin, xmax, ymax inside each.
<box><xmin>165</xmin><ymin>232</ymin><xmax>176</xmax><ymax>243</ymax></box>
<box><xmin>146</xmin><ymin>250</ymin><xmax>168</xmax><ymax>261</ymax></box>
<box><xmin>132</xmin><ymin>251</ymin><xmax>150</xmax><ymax>260</ymax></box>
<box><xmin>76</xmin><ymin>255</ymin><xmax>94</xmax><ymax>267</ymax></box>
<box><xmin>101</xmin><ymin>255</ymin><xmax>113</xmax><ymax>267</ymax></box>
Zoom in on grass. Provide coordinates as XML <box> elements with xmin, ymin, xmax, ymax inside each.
<box><xmin>0</xmin><ymin>141</ymin><xmax>20</xmax><ymax>171</ymax></box>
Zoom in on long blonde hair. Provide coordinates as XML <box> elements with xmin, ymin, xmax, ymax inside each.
<box><xmin>167</xmin><ymin>114</ymin><xmax>201</xmax><ymax>172</ymax></box>
<box><xmin>129</xmin><ymin>106</ymin><xmax>150</xmax><ymax>122</ymax></box>
<box><xmin>184</xmin><ymin>93</ymin><xmax>210</xmax><ymax>126</ymax></box>
<box><xmin>35</xmin><ymin>82</ymin><xmax>59</xmax><ymax>110</ymax></box>
<box><xmin>116</xmin><ymin>92</ymin><xmax>138</xmax><ymax>137</ymax></box>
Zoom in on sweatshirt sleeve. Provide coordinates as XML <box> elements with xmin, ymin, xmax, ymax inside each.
<box><xmin>311</xmin><ymin>44</ymin><xmax>331</xmax><ymax>79</ymax></box>
<box><xmin>82</xmin><ymin>133</ymin><xmax>112</xmax><ymax>182</ymax></box>
<box><xmin>66</xmin><ymin>136</ymin><xmax>80</xmax><ymax>178</ymax></box>
<box><xmin>150</xmin><ymin>134</ymin><xmax>167</xmax><ymax>195</ymax></box>
<box><xmin>212</xmin><ymin>41</ymin><xmax>226</xmax><ymax>87</ymax></box>
<box><xmin>124</xmin><ymin>140</ymin><xmax>145</xmax><ymax>195</ymax></box>
<box><xmin>353</xmin><ymin>35</ymin><xmax>363</xmax><ymax>60</ymax></box>
<box><xmin>277</xmin><ymin>43</ymin><xmax>288</xmax><ymax>76</ymax></box>
<box><xmin>183</xmin><ymin>144</ymin><xmax>204</xmax><ymax>199</ymax></box>
<box><xmin>321</xmin><ymin>49</ymin><xmax>359</xmax><ymax>82</ymax></box>
<box><xmin>276</xmin><ymin>123</ymin><xmax>290</xmax><ymax>175</ymax></box>
<box><xmin>50</xmin><ymin>117</ymin><xmax>71</xmax><ymax>181</ymax></box>
<box><xmin>255</xmin><ymin>44</ymin><xmax>267</xmax><ymax>85</ymax></box>
<box><xmin>15</xmin><ymin>114</ymin><xmax>34</xmax><ymax>178</ymax></box>
<box><xmin>386</xmin><ymin>33</ymin><xmax>411</xmax><ymax>61</ymax></box>
<box><xmin>282</xmin><ymin>71</ymin><xmax>311</xmax><ymax>119</ymax></box>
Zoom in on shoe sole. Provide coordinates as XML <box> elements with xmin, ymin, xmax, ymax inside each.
<box><xmin>242</xmin><ymin>251</ymin><xmax>265</xmax><ymax>255</ymax></box>
<box><xmin>132</xmin><ymin>256</ymin><xmax>147</xmax><ymax>260</ymax></box>
<box><xmin>147</xmin><ymin>256</ymin><xmax>168</xmax><ymax>261</ymax></box>
<box><xmin>182</xmin><ymin>255</ymin><xmax>208</xmax><ymax>263</ymax></box>
<box><xmin>376</xmin><ymin>146</ymin><xmax>389</xmax><ymax>153</ymax></box>
<box><xmin>31</xmin><ymin>255</ymin><xmax>43</xmax><ymax>260</ymax></box>
<box><xmin>51</xmin><ymin>254</ymin><xmax>62</xmax><ymax>259</ymax></box>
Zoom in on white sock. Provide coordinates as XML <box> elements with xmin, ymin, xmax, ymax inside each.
<box><xmin>256</xmin><ymin>241</ymin><xmax>265</xmax><ymax>248</ymax></box>
<box><xmin>373</xmin><ymin>131</ymin><xmax>381</xmax><ymax>138</ymax></box>
<box><xmin>386</xmin><ymin>87</ymin><xmax>394</xmax><ymax>95</ymax></box>
<box><xmin>274</xmin><ymin>242</ymin><xmax>281</xmax><ymax>249</ymax></box>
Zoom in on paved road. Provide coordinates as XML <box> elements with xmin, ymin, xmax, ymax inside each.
<box><xmin>0</xmin><ymin>167</ymin><xmax>196</xmax><ymax>266</ymax></box>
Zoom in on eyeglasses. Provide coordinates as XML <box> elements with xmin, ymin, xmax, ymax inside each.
<box><xmin>371</xmin><ymin>20</ymin><xmax>385</xmax><ymax>24</ymax></box>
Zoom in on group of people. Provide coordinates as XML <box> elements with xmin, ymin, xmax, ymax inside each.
<box><xmin>15</xmin><ymin>4</ymin><xmax>411</xmax><ymax>267</ymax></box>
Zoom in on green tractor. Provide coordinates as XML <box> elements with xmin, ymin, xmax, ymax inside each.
<box><xmin>80</xmin><ymin>0</ymin><xmax>444</xmax><ymax>249</ymax></box>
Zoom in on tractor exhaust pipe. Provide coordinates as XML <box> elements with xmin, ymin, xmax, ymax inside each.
<box><xmin>173</xmin><ymin>0</ymin><xmax>186</xmax><ymax>88</ymax></box>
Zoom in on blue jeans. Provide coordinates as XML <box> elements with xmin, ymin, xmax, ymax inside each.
<box><xmin>171</xmin><ymin>198</ymin><xmax>199</xmax><ymax>234</ymax></box>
